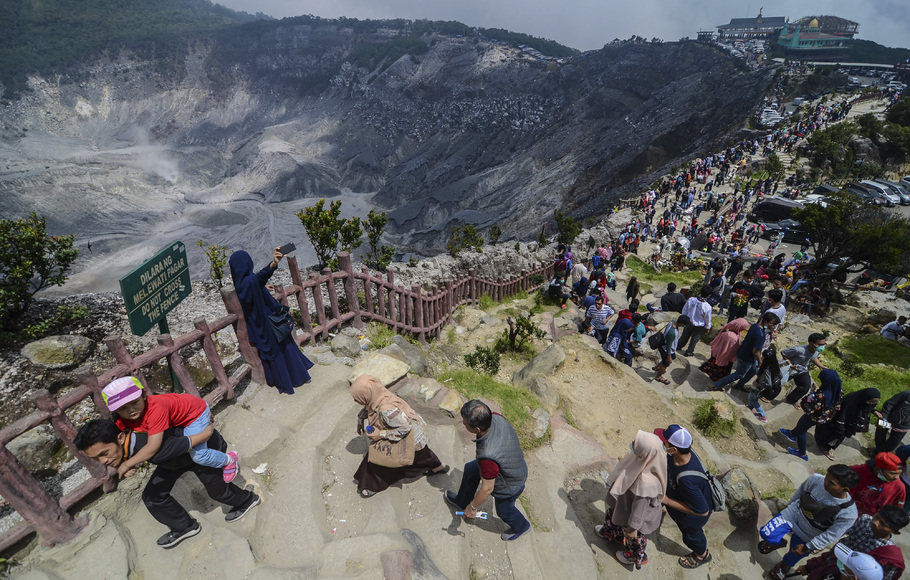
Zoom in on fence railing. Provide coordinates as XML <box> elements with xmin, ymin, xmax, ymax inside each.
<box><xmin>0</xmin><ymin>252</ymin><xmax>553</xmax><ymax>552</ymax></box>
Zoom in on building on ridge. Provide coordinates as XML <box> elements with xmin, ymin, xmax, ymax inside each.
<box><xmin>776</xmin><ymin>15</ymin><xmax>858</xmax><ymax>61</ymax></box>
<box><xmin>716</xmin><ymin>9</ymin><xmax>786</xmax><ymax>40</ymax></box>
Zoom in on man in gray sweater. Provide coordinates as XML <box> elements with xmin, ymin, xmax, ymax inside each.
<box><xmin>759</xmin><ymin>465</ymin><xmax>861</xmax><ymax>580</ymax></box>
<box><xmin>445</xmin><ymin>399</ymin><xmax>530</xmax><ymax>541</ymax></box>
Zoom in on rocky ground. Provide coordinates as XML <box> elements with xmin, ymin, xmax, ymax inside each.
<box><xmin>7</xmin><ymin>253</ymin><xmax>910</xmax><ymax>578</ymax></box>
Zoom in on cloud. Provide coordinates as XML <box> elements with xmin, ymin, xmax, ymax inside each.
<box><xmin>216</xmin><ymin>0</ymin><xmax>909</xmax><ymax>52</ymax></box>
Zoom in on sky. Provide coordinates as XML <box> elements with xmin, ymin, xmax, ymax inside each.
<box><xmin>215</xmin><ymin>0</ymin><xmax>909</xmax><ymax>52</ymax></box>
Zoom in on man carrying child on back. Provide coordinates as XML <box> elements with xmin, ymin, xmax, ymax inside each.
<box><xmin>102</xmin><ymin>376</ymin><xmax>239</xmax><ymax>482</ymax></box>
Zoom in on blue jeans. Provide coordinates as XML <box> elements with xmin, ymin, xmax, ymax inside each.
<box><xmin>790</xmin><ymin>414</ymin><xmax>815</xmax><ymax>456</ymax></box>
<box><xmin>747</xmin><ymin>392</ymin><xmax>765</xmax><ymax>416</ymax></box>
<box><xmin>185</xmin><ymin>405</ymin><xmax>229</xmax><ymax>468</ymax></box>
<box><xmin>713</xmin><ymin>357</ymin><xmax>756</xmax><ymax>389</ymax></box>
<box><xmin>782</xmin><ymin>532</ymin><xmax>809</xmax><ymax>567</ymax></box>
<box><xmin>454</xmin><ymin>460</ymin><xmax>530</xmax><ymax>534</ymax></box>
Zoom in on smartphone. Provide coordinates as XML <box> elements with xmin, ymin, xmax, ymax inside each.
<box><xmin>278</xmin><ymin>243</ymin><xmax>296</xmax><ymax>255</ymax></box>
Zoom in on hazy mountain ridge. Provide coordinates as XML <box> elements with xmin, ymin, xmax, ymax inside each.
<box><xmin>0</xmin><ymin>19</ymin><xmax>773</xmax><ymax>292</ymax></box>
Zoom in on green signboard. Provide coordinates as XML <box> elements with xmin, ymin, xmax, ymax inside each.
<box><xmin>119</xmin><ymin>241</ymin><xmax>192</xmax><ymax>336</ymax></box>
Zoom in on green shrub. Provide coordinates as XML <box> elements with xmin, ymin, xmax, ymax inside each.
<box><xmin>363</xmin><ymin>209</ymin><xmax>395</xmax><ymax>271</ymax></box>
<box><xmin>198</xmin><ymin>240</ymin><xmax>228</xmax><ymax>287</ymax></box>
<box><xmin>495</xmin><ymin>314</ymin><xmax>546</xmax><ymax>353</ymax></box>
<box><xmin>464</xmin><ymin>346</ymin><xmax>501</xmax><ymax>375</ymax></box>
<box><xmin>366</xmin><ymin>322</ymin><xmax>396</xmax><ymax>349</ymax></box>
<box><xmin>295</xmin><ymin>199</ymin><xmax>362</xmax><ymax>270</ymax></box>
<box><xmin>0</xmin><ymin>213</ymin><xmax>78</xmax><ymax>330</ymax></box>
<box><xmin>478</xmin><ymin>294</ymin><xmax>496</xmax><ymax>311</ymax></box>
<box><xmin>447</xmin><ymin>224</ymin><xmax>484</xmax><ymax>257</ymax></box>
<box><xmin>693</xmin><ymin>400</ymin><xmax>737</xmax><ymax>438</ymax></box>
<box><xmin>489</xmin><ymin>225</ymin><xmax>502</xmax><ymax>244</ymax></box>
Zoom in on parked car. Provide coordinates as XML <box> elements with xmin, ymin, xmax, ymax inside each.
<box><xmin>861</xmin><ymin>180</ymin><xmax>900</xmax><ymax>206</ymax></box>
<box><xmin>845</xmin><ymin>183</ymin><xmax>885</xmax><ymax>205</ymax></box>
<box><xmin>874</xmin><ymin>179</ymin><xmax>910</xmax><ymax>205</ymax></box>
<box><xmin>811</xmin><ymin>184</ymin><xmax>840</xmax><ymax>196</ymax></box>
<box><xmin>749</xmin><ymin>197</ymin><xmax>804</xmax><ymax>222</ymax></box>
<box><xmin>901</xmin><ymin>176</ymin><xmax>910</xmax><ymax>191</ymax></box>
<box><xmin>759</xmin><ymin>219</ymin><xmax>812</xmax><ymax>244</ymax></box>
<box><xmin>801</xmin><ymin>194</ymin><xmax>830</xmax><ymax>207</ymax></box>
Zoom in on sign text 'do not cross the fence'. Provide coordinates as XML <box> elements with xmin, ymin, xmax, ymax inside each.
<box><xmin>119</xmin><ymin>241</ymin><xmax>192</xmax><ymax>336</ymax></box>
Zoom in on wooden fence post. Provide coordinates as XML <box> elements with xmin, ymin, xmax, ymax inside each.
<box><xmin>104</xmin><ymin>336</ymin><xmax>148</xmax><ymax>388</ymax></box>
<box><xmin>412</xmin><ymin>285</ymin><xmax>426</xmax><ymax>344</ymax></box>
<box><xmin>361</xmin><ymin>266</ymin><xmax>374</xmax><ymax>319</ymax></box>
<box><xmin>220</xmin><ymin>286</ymin><xmax>266</xmax><ymax>384</ymax></box>
<box><xmin>469</xmin><ymin>270</ymin><xmax>477</xmax><ymax>303</ymax></box>
<box><xmin>194</xmin><ymin>317</ymin><xmax>233</xmax><ymax>400</ymax></box>
<box><xmin>0</xmin><ymin>445</ymin><xmax>87</xmax><ymax>547</ymax></box>
<box><xmin>338</xmin><ymin>252</ymin><xmax>363</xmax><ymax>329</ymax></box>
<box><xmin>310</xmin><ymin>272</ymin><xmax>328</xmax><ymax>339</ymax></box>
<box><xmin>157</xmin><ymin>335</ymin><xmax>200</xmax><ymax>397</ymax></box>
<box><xmin>286</xmin><ymin>255</ymin><xmax>303</xmax><ymax>287</ymax></box>
<box><xmin>76</xmin><ymin>366</ymin><xmax>110</xmax><ymax>420</ymax></box>
<box><xmin>323</xmin><ymin>268</ymin><xmax>342</xmax><ymax>322</ymax></box>
<box><xmin>445</xmin><ymin>281</ymin><xmax>455</xmax><ymax>325</ymax></box>
<box><xmin>386</xmin><ymin>268</ymin><xmax>396</xmax><ymax>328</ymax></box>
<box><xmin>33</xmin><ymin>389</ymin><xmax>114</xmax><ymax>492</ymax></box>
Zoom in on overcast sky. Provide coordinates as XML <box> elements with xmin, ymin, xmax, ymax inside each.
<box><xmin>215</xmin><ymin>0</ymin><xmax>909</xmax><ymax>52</ymax></box>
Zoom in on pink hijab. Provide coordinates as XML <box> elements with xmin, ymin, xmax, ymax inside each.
<box><xmin>709</xmin><ymin>318</ymin><xmax>750</xmax><ymax>366</ymax></box>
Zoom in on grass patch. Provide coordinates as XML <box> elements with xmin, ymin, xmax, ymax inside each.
<box><xmin>478</xmin><ymin>294</ymin><xmax>496</xmax><ymax>311</ymax></box>
<box><xmin>624</xmin><ymin>255</ymin><xmax>704</xmax><ymax>289</ymax></box>
<box><xmin>561</xmin><ymin>401</ymin><xmax>580</xmax><ymax>430</ymax></box>
<box><xmin>514</xmin><ymin>290</ymin><xmax>530</xmax><ymax>300</ymax></box>
<box><xmin>840</xmin><ymin>334</ymin><xmax>910</xmax><ymax>369</ymax></box>
<box><xmin>437</xmin><ymin>368</ymin><xmax>546</xmax><ymax>448</ymax></box>
<box><xmin>763</xmin><ymin>485</ymin><xmax>796</xmax><ymax>501</ymax></box>
<box><xmin>446</xmin><ymin>326</ymin><xmax>457</xmax><ymax>344</ymax></box>
<box><xmin>805</xmin><ymin>334</ymin><xmax>910</xmax><ymax>405</ymax></box>
<box><xmin>693</xmin><ymin>400</ymin><xmax>738</xmax><ymax>438</ymax></box>
<box><xmin>366</xmin><ymin>322</ymin><xmax>395</xmax><ymax>350</ymax></box>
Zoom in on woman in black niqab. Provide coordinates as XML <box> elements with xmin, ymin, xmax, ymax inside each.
<box><xmin>815</xmin><ymin>387</ymin><xmax>881</xmax><ymax>461</ymax></box>
<box><xmin>229</xmin><ymin>247</ymin><xmax>313</xmax><ymax>394</ymax></box>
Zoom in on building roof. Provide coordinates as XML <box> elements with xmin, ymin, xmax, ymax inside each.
<box><xmin>718</xmin><ymin>16</ymin><xmax>787</xmax><ymax>30</ymax></box>
<box><xmin>793</xmin><ymin>15</ymin><xmax>858</xmax><ymax>31</ymax></box>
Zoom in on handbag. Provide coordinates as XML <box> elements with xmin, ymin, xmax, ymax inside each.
<box><xmin>368</xmin><ymin>429</ymin><xmax>416</xmax><ymax>468</ymax></box>
<box><xmin>648</xmin><ymin>325</ymin><xmax>668</xmax><ymax>349</ymax></box>
<box><xmin>268</xmin><ymin>303</ymin><xmax>294</xmax><ymax>343</ymax></box>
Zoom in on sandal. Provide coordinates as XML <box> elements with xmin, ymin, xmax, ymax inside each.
<box><xmin>758</xmin><ymin>539</ymin><xmax>787</xmax><ymax>554</ymax></box>
<box><xmin>360</xmin><ymin>489</ymin><xmax>376</xmax><ymax>498</ymax></box>
<box><xmin>425</xmin><ymin>464</ymin><xmax>450</xmax><ymax>476</ymax></box>
<box><xmin>679</xmin><ymin>551</ymin><xmax>712</xmax><ymax>569</ymax></box>
<box><xmin>654</xmin><ymin>377</ymin><xmax>671</xmax><ymax>385</ymax></box>
<box><xmin>824</xmin><ymin>450</ymin><xmax>836</xmax><ymax>461</ymax></box>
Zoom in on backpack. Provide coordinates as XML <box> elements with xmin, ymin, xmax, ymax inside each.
<box><xmin>555</xmin><ymin>259</ymin><xmax>569</xmax><ymax>271</ymax></box>
<box><xmin>591</xmin><ymin>255</ymin><xmax>602</xmax><ymax>269</ymax></box>
<box><xmin>676</xmin><ymin>467</ymin><xmax>727</xmax><ymax>513</ymax></box>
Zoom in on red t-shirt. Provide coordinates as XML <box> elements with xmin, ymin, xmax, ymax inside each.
<box><xmin>115</xmin><ymin>393</ymin><xmax>208</xmax><ymax>435</ymax></box>
<box><xmin>849</xmin><ymin>463</ymin><xmax>906</xmax><ymax>516</ymax></box>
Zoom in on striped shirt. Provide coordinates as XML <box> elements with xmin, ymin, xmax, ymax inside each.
<box><xmin>586</xmin><ymin>305</ymin><xmax>615</xmax><ymax>330</ymax></box>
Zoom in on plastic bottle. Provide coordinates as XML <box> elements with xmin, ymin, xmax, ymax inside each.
<box><xmin>365</xmin><ymin>426</ymin><xmax>375</xmax><ymax>434</ymax></box>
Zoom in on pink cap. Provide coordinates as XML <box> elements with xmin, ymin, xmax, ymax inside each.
<box><xmin>101</xmin><ymin>376</ymin><xmax>144</xmax><ymax>411</ymax></box>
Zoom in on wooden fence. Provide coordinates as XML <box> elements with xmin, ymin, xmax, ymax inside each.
<box><xmin>0</xmin><ymin>252</ymin><xmax>553</xmax><ymax>553</ymax></box>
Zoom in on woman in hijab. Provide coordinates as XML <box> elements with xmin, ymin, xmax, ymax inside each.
<box><xmin>779</xmin><ymin>369</ymin><xmax>844</xmax><ymax>461</ymax></box>
<box><xmin>350</xmin><ymin>375</ymin><xmax>448</xmax><ymax>497</ymax></box>
<box><xmin>626</xmin><ymin>277</ymin><xmax>640</xmax><ymax>307</ymax></box>
<box><xmin>814</xmin><ymin>388</ymin><xmax>881</xmax><ymax>461</ymax></box>
<box><xmin>700</xmin><ymin>318</ymin><xmax>750</xmax><ymax>381</ymax></box>
<box><xmin>594</xmin><ymin>430</ymin><xmax>667</xmax><ymax>570</ymax></box>
<box><xmin>603</xmin><ymin>310</ymin><xmax>635</xmax><ymax>366</ymax></box>
<box><xmin>229</xmin><ymin>248</ymin><xmax>314</xmax><ymax>395</ymax></box>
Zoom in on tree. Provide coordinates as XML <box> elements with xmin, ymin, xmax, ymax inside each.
<box><xmin>363</xmin><ymin>209</ymin><xmax>395</xmax><ymax>271</ymax></box>
<box><xmin>553</xmin><ymin>210</ymin><xmax>582</xmax><ymax>245</ymax></box>
<box><xmin>0</xmin><ymin>213</ymin><xmax>78</xmax><ymax>330</ymax></box>
<box><xmin>495</xmin><ymin>314</ymin><xmax>546</xmax><ymax>353</ymax></box>
<box><xmin>765</xmin><ymin>153</ymin><xmax>786</xmax><ymax>184</ymax></box>
<box><xmin>197</xmin><ymin>240</ymin><xmax>228</xmax><ymax>287</ymax></box>
<box><xmin>793</xmin><ymin>190</ymin><xmax>910</xmax><ymax>291</ymax></box>
<box><xmin>488</xmin><ymin>224</ymin><xmax>502</xmax><ymax>244</ymax></box>
<box><xmin>295</xmin><ymin>199</ymin><xmax>362</xmax><ymax>270</ymax></box>
<box><xmin>447</xmin><ymin>224</ymin><xmax>484</xmax><ymax>258</ymax></box>
<box><xmin>886</xmin><ymin>97</ymin><xmax>910</xmax><ymax>128</ymax></box>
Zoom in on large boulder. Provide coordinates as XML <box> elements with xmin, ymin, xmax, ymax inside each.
<box><xmin>531</xmin><ymin>408</ymin><xmax>551</xmax><ymax>439</ymax></box>
<box><xmin>7</xmin><ymin>424</ymin><xmax>63</xmax><ymax>474</ymax></box>
<box><xmin>437</xmin><ymin>389</ymin><xmax>464</xmax><ymax>418</ymax></box>
<box><xmin>391</xmin><ymin>335</ymin><xmax>428</xmax><ymax>376</ymax></box>
<box><xmin>417</xmin><ymin>377</ymin><xmax>444</xmax><ymax>403</ymax></box>
<box><xmin>866</xmin><ymin>308</ymin><xmax>897</xmax><ymax>327</ymax></box>
<box><xmin>331</xmin><ymin>334</ymin><xmax>362</xmax><ymax>358</ymax></box>
<box><xmin>348</xmin><ymin>353</ymin><xmax>410</xmax><ymax>386</ymax></box>
<box><xmin>21</xmin><ymin>335</ymin><xmax>94</xmax><ymax>370</ymax></box>
<box><xmin>721</xmin><ymin>467</ymin><xmax>758</xmax><ymax>523</ymax></box>
<box><xmin>512</xmin><ymin>344</ymin><xmax>566</xmax><ymax>388</ymax></box>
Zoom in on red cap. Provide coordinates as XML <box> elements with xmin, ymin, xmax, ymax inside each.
<box><xmin>875</xmin><ymin>452</ymin><xmax>901</xmax><ymax>471</ymax></box>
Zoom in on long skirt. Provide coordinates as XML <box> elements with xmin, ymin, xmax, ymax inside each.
<box><xmin>354</xmin><ymin>445</ymin><xmax>444</xmax><ymax>495</ymax></box>
<box><xmin>262</xmin><ymin>337</ymin><xmax>314</xmax><ymax>395</ymax></box>
<box><xmin>598</xmin><ymin>507</ymin><xmax>649</xmax><ymax>570</ymax></box>
<box><xmin>700</xmin><ymin>357</ymin><xmax>732</xmax><ymax>382</ymax></box>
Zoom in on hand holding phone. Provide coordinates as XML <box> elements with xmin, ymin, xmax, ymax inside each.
<box><xmin>278</xmin><ymin>242</ymin><xmax>296</xmax><ymax>255</ymax></box>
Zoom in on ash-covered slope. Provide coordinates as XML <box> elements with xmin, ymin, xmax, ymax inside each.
<box><xmin>0</xmin><ymin>22</ymin><xmax>773</xmax><ymax>292</ymax></box>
